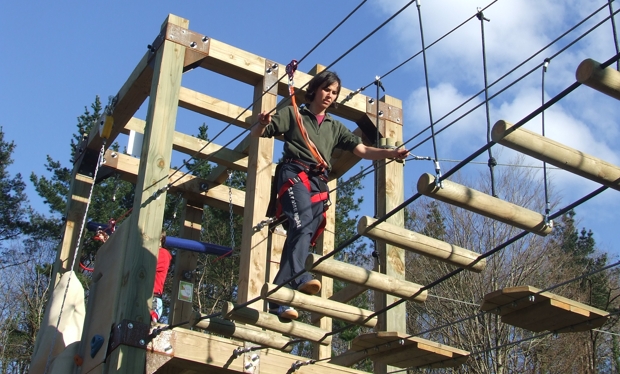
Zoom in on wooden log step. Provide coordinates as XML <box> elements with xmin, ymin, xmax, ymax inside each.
<box><xmin>481</xmin><ymin>286</ymin><xmax>609</xmax><ymax>333</ymax></box>
<box><xmin>220</xmin><ymin>302</ymin><xmax>331</xmax><ymax>345</ymax></box>
<box><xmin>261</xmin><ymin>283</ymin><xmax>377</xmax><ymax>328</ymax></box>
<box><xmin>188</xmin><ymin>312</ymin><xmax>293</xmax><ymax>352</ymax></box>
<box><xmin>357</xmin><ymin>216</ymin><xmax>486</xmax><ymax>272</ymax></box>
<box><xmin>305</xmin><ymin>253</ymin><xmax>427</xmax><ymax>302</ymax></box>
<box><xmin>576</xmin><ymin>58</ymin><xmax>620</xmax><ymax>101</ymax></box>
<box><xmin>330</xmin><ymin>332</ymin><xmax>469</xmax><ymax>369</ymax></box>
<box><xmin>492</xmin><ymin>120</ymin><xmax>620</xmax><ymax>192</ymax></box>
<box><xmin>417</xmin><ymin>173</ymin><xmax>552</xmax><ymax>236</ymax></box>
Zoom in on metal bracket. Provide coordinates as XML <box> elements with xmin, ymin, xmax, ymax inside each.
<box><xmin>243</xmin><ymin>343</ymin><xmax>260</xmax><ymax>373</ymax></box>
<box><xmin>77</xmin><ymin>148</ymin><xmax>101</xmax><ymax>177</ymax></box>
<box><xmin>147</xmin><ymin>23</ymin><xmax>210</xmax><ymax>63</ymax></box>
<box><xmin>263</xmin><ymin>59</ymin><xmax>279</xmax><ymax>95</ymax></box>
<box><xmin>108</xmin><ymin>319</ymin><xmax>151</xmax><ymax>353</ymax></box>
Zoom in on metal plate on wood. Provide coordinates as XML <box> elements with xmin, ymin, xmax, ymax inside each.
<box><xmin>263</xmin><ymin>59</ymin><xmax>279</xmax><ymax>95</ymax></box>
<box><xmin>166</xmin><ymin>24</ymin><xmax>210</xmax><ymax>55</ymax></box>
<box><xmin>108</xmin><ymin>319</ymin><xmax>151</xmax><ymax>352</ymax></box>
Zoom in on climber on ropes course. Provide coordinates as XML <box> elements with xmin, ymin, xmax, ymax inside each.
<box><xmin>250</xmin><ymin>63</ymin><xmax>409</xmax><ymax>320</ymax></box>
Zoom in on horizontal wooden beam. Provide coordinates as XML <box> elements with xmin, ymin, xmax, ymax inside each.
<box><xmin>189</xmin><ymin>313</ymin><xmax>293</xmax><ymax>352</ymax></box>
<box><xmin>221</xmin><ymin>302</ymin><xmax>331</xmax><ymax>346</ymax></box>
<box><xmin>576</xmin><ymin>58</ymin><xmax>620</xmax><ymax>101</ymax></box>
<box><xmin>417</xmin><ymin>173</ymin><xmax>552</xmax><ymax>236</ymax></box>
<box><xmin>147</xmin><ymin>327</ymin><xmax>369</xmax><ymax>374</ymax></box>
<box><xmin>196</xmin><ymin>37</ymin><xmax>370</xmax><ymax>122</ymax></box>
<box><xmin>306</xmin><ymin>254</ymin><xmax>427</xmax><ymax>302</ymax></box>
<box><xmin>74</xmin><ymin>51</ymin><xmax>153</xmax><ymax>170</ymax></box>
<box><xmin>358</xmin><ymin>216</ymin><xmax>486</xmax><ymax>272</ymax></box>
<box><xmin>102</xmin><ymin>151</ymin><xmax>245</xmax><ymax>214</ymax></box>
<box><xmin>123</xmin><ymin>117</ymin><xmax>248</xmax><ymax>171</ymax></box>
<box><xmin>261</xmin><ymin>283</ymin><xmax>377</xmax><ymax>328</ymax></box>
<box><xmin>178</xmin><ymin>87</ymin><xmax>254</xmax><ymax>129</ymax></box>
<box><xmin>492</xmin><ymin>120</ymin><xmax>620</xmax><ymax>192</ymax></box>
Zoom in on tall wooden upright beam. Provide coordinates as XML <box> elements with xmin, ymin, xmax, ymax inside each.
<box><xmin>169</xmin><ymin>199</ymin><xmax>203</xmax><ymax>325</ymax></box>
<box><xmin>237</xmin><ymin>60</ymin><xmax>276</xmax><ymax>307</ymax></box>
<box><xmin>106</xmin><ymin>14</ymin><xmax>187</xmax><ymax>374</ymax></box>
<box><xmin>313</xmin><ymin>178</ymin><xmax>337</xmax><ymax>360</ymax></box>
<box><xmin>373</xmin><ymin>95</ymin><xmax>406</xmax><ymax>374</ymax></box>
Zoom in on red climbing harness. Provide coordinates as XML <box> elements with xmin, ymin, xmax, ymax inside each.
<box><xmin>274</xmin><ymin>159</ymin><xmax>330</xmax><ymax>246</ymax></box>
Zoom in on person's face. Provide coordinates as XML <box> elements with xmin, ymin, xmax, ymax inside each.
<box><xmin>312</xmin><ymin>81</ymin><xmax>340</xmax><ymax>112</ymax></box>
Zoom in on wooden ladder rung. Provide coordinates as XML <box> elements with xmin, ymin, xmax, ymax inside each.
<box><xmin>492</xmin><ymin>120</ymin><xmax>620</xmax><ymax>192</ymax></box>
<box><xmin>417</xmin><ymin>173</ymin><xmax>552</xmax><ymax>236</ymax></box>
<box><xmin>305</xmin><ymin>253</ymin><xmax>427</xmax><ymax>302</ymax></box>
<box><xmin>189</xmin><ymin>312</ymin><xmax>293</xmax><ymax>352</ymax></box>
<box><xmin>357</xmin><ymin>216</ymin><xmax>486</xmax><ymax>272</ymax></box>
<box><xmin>220</xmin><ymin>302</ymin><xmax>331</xmax><ymax>345</ymax></box>
<box><xmin>261</xmin><ymin>283</ymin><xmax>377</xmax><ymax>328</ymax></box>
<box><xmin>576</xmin><ymin>58</ymin><xmax>620</xmax><ymax>101</ymax></box>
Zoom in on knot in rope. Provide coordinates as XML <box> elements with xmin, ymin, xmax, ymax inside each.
<box><xmin>487</xmin><ymin>157</ymin><xmax>497</xmax><ymax>168</ymax></box>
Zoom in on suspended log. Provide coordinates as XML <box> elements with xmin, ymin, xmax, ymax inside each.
<box><xmin>357</xmin><ymin>216</ymin><xmax>486</xmax><ymax>272</ymax></box>
<box><xmin>261</xmin><ymin>283</ymin><xmax>377</xmax><ymax>328</ymax></box>
<box><xmin>305</xmin><ymin>254</ymin><xmax>427</xmax><ymax>302</ymax></box>
<box><xmin>481</xmin><ymin>286</ymin><xmax>609</xmax><ymax>333</ymax></box>
<box><xmin>188</xmin><ymin>312</ymin><xmax>293</xmax><ymax>352</ymax></box>
<box><xmin>575</xmin><ymin>58</ymin><xmax>620</xmax><ymax>101</ymax></box>
<box><xmin>492</xmin><ymin>120</ymin><xmax>620</xmax><ymax>192</ymax></box>
<box><xmin>417</xmin><ymin>173</ymin><xmax>552</xmax><ymax>236</ymax></box>
<box><xmin>221</xmin><ymin>302</ymin><xmax>331</xmax><ymax>345</ymax></box>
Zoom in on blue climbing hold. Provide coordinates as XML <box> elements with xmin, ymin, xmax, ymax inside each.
<box><xmin>91</xmin><ymin>335</ymin><xmax>104</xmax><ymax>358</ymax></box>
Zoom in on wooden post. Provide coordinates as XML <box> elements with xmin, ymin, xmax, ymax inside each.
<box><xmin>262</xmin><ymin>283</ymin><xmax>377</xmax><ymax>328</ymax></box>
<box><xmin>492</xmin><ymin>120</ymin><xmax>620</xmax><ymax>192</ymax></box>
<box><xmin>106</xmin><ymin>14</ymin><xmax>187</xmax><ymax>374</ymax></box>
<box><xmin>576</xmin><ymin>58</ymin><xmax>620</xmax><ymax>101</ymax></box>
<box><xmin>417</xmin><ymin>173</ymin><xmax>553</xmax><ymax>236</ymax></box>
<box><xmin>312</xmin><ymin>178</ymin><xmax>336</xmax><ymax>360</ymax></box>
<box><xmin>169</xmin><ymin>199</ymin><xmax>202</xmax><ymax>325</ymax></box>
<box><xmin>237</xmin><ymin>59</ymin><xmax>277</xmax><ymax>308</ymax></box>
<box><xmin>358</xmin><ymin>216</ymin><xmax>486</xmax><ymax>272</ymax></box>
<box><xmin>306</xmin><ymin>253</ymin><xmax>427</xmax><ymax>302</ymax></box>
<box><xmin>374</xmin><ymin>95</ymin><xmax>405</xmax><ymax>374</ymax></box>
<box><xmin>221</xmin><ymin>302</ymin><xmax>331</xmax><ymax>345</ymax></box>
<box><xmin>51</xmin><ymin>172</ymin><xmax>94</xmax><ymax>287</ymax></box>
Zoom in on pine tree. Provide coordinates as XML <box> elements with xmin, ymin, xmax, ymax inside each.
<box><xmin>0</xmin><ymin>127</ymin><xmax>29</xmax><ymax>246</ymax></box>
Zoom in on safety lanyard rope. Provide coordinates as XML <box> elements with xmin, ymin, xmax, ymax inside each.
<box><xmin>285</xmin><ymin>60</ymin><xmax>329</xmax><ymax>171</ymax></box>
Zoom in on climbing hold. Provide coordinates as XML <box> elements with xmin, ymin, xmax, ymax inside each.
<box><xmin>73</xmin><ymin>354</ymin><xmax>83</xmax><ymax>366</ymax></box>
<box><xmin>90</xmin><ymin>334</ymin><xmax>105</xmax><ymax>358</ymax></box>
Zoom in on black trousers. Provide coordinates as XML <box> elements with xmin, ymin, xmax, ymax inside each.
<box><xmin>270</xmin><ymin>162</ymin><xmax>325</xmax><ymax>308</ymax></box>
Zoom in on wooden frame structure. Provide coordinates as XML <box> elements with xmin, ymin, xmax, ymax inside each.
<box><xmin>34</xmin><ymin>12</ymin><xmax>620</xmax><ymax>374</ymax></box>
<box><xmin>35</xmin><ymin>13</ymin><xmax>425</xmax><ymax>374</ymax></box>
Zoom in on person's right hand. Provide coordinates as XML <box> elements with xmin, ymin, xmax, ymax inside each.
<box><xmin>259</xmin><ymin>112</ymin><xmax>271</xmax><ymax>126</ymax></box>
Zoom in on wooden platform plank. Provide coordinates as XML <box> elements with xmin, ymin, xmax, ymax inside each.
<box><xmin>147</xmin><ymin>327</ymin><xmax>369</xmax><ymax>374</ymax></box>
<box><xmin>482</xmin><ymin>286</ymin><xmax>610</xmax><ymax>333</ymax></box>
<box><xmin>349</xmin><ymin>332</ymin><xmax>469</xmax><ymax>369</ymax></box>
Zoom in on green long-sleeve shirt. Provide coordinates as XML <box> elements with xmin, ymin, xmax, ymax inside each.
<box><xmin>261</xmin><ymin>105</ymin><xmax>361</xmax><ymax>170</ymax></box>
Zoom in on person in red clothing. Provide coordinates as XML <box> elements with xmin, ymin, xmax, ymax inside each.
<box><xmin>151</xmin><ymin>231</ymin><xmax>172</xmax><ymax>323</ymax></box>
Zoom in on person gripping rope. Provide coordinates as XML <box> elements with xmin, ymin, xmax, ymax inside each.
<box><xmin>251</xmin><ymin>70</ymin><xmax>409</xmax><ymax>320</ymax></box>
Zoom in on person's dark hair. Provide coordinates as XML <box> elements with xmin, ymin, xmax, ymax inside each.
<box><xmin>305</xmin><ymin>70</ymin><xmax>341</xmax><ymax>107</ymax></box>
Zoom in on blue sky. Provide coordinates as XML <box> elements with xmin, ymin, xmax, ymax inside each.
<box><xmin>2</xmin><ymin>0</ymin><xmax>620</xmax><ymax>256</ymax></box>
